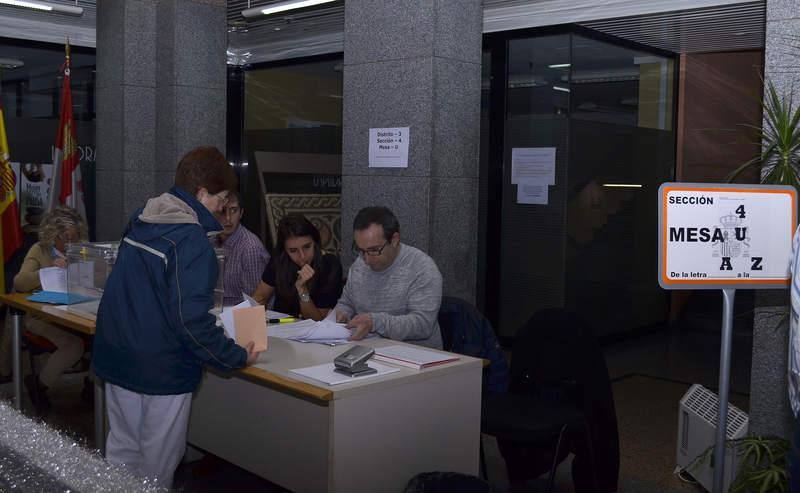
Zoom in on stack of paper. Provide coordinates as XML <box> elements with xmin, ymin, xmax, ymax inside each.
<box><xmin>289</xmin><ymin>360</ymin><xmax>400</xmax><ymax>385</ymax></box>
<box><xmin>269</xmin><ymin>310</ymin><xmax>352</xmax><ymax>345</ymax></box>
<box><xmin>373</xmin><ymin>345</ymin><xmax>459</xmax><ymax>369</ymax></box>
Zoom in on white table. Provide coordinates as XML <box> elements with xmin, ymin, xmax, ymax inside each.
<box><xmin>187</xmin><ymin>337</ymin><xmax>482</xmax><ymax>492</ymax></box>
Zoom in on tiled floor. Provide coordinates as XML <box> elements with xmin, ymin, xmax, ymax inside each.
<box><xmin>0</xmin><ymin>321</ymin><xmax>754</xmax><ymax>492</ymax></box>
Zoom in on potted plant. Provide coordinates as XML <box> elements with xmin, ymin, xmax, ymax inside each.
<box><xmin>690</xmin><ymin>436</ymin><xmax>789</xmax><ymax>492</ymax></box>
<box><xmin>727</xmin><ymin>79</ymin><xmax>800</xmax><ymax>187</ymax></box>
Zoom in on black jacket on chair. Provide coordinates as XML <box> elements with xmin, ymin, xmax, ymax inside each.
<box><xmin>503</xmin><ymin>308</ymin><xmax>620</xmax><ymax>492</ymax></box>
<box><xmin>437</xmin><ymin>296</ymin><xmax>509</xmax><ymax>394</ymax></box>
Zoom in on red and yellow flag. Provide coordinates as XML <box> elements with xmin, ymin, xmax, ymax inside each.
<box><xmin>0</xmin><ymin>102</ymin><xmax>24</xmax><ymax>291</ymax></box>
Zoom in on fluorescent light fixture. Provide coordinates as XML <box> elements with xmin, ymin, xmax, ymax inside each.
<box><xmin>0</xmin><ymin>0</ymin><xmax>83</xmax><ymax>15</ymax></box>
<box><xmin>602</xmin><ymin>183</ymin><xmax>643</xmax><ymax>188</ymax></box>
<box><xmin>242</xmin><ymin>0</ymin><xmax>336</xmax><ymax>18</ymax></box>
<box><xmin>552</xmin><ymin>85</ymin><xmax>570</xmax><ymax>93</ymax></box>
<box><xmin>548</xmin><ymin>63</ymin><xmax>571</xmax><ymax>68</ymax></box>
<box><xmin>0</xmin><ymin>57</ymin><xmax>24</xmax><ymax>69</ymax></box>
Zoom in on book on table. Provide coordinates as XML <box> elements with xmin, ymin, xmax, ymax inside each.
<box><xmin>372</xmin><ymin>344</ymin><xmax>459</xmax><ymax>369</ymax></box>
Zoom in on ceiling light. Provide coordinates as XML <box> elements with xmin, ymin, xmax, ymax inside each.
<box><xmin>548</xmin><ymin>63</ymin><xmax>571</xmax><ymax>69</ymax></box>
<box><xmin>552</xmin><ymin>85</ymin><xmax>570</xmax><ymax>93</ymax></box>
<box><xmin>602</xmin><ymin>183</ymin><xmax>642</xmax><ymax>188</ymax></box>
<box><xmin>0</xmin><ymin>0</ymin><xmax>83</xmax><ymax>15</ymax></box>
<box><xmin>241</xmin><ymin>0</ymin><xmax>336</xmax><ymax>18</ymax></box>
<box><xmin>0</xmin><ymin>57</ymin><xmax>24</xmax><ymax>69</ymax></box>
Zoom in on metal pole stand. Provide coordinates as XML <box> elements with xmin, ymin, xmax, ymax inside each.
<box><xmin>10</xmin><ymin>307</ymin><xmax>23</xmax><ymax>410</ymax></box>
<box><xmin>92</xmin><ymin>373</ymin><xmax>106</xmax><ymax>456</ymax></box>
<box><xmin>712</xmin><ymin>288</ymin><xmax>736</xmax><ymax>493</ymax></box>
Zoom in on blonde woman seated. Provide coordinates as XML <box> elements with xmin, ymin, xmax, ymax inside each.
<box><xmin>13</xmin><ymin>207</ymin><xmax>88</xmax><ymax>412</ymax></box>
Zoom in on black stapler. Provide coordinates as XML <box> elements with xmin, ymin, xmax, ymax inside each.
<box><xmin>334</xmin><ymin>345</ymin><xmax>377</xmax><ymax>377</ymax></box>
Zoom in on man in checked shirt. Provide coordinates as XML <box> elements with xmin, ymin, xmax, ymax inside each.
<box><xmin>215</xmin><ymin>190</ymin><xmax>270</xmax><ymax>306</ymax></box>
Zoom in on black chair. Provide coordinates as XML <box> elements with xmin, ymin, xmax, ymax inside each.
<box><xmin>22</xmin><ymin>330</ymin><xmax>56</xmax><ymax>413</ymax></box>
<box><xmin>437</xmin><ymin>296</ymin><xmax>509</xmax><ymax>394</ymax></box>
<box><xmin>404</xmin><ymin>472</ymin><xmax>491</xmax><ymax>493</ymax></box>
<box><xmin>481</xmin><ymin>308</ymin><xmax>619</xmax><ymax>493</ymax></box>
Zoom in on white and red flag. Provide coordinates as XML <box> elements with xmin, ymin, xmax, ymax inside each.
<box><xmin>48</xmin><ymin>39</ymin><xmax>86</xmax><ymax>220</ymax></box>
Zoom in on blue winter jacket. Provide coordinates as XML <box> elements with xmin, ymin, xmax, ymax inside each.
<box><xmin>91</xmin><ymin>186</ymin><xmax>247</xmax><ymax>395</ymax></box>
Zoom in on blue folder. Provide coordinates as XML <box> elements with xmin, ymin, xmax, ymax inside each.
<box><xmin>27</xmin><ymin>291</ymin><xmax>95</xmax><ymax>305</ymax></box>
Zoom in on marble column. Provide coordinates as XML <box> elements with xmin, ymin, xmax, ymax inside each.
<box><xmin>749</xmin><ymin>0</ymin><xmax>800</xmax><ymax>438</ymax></box>
<box><xmin>341</xmin><ymin>0</ymin><xmax>483</xmax><ymax>302</ymax></box>
<box><xmin>95</xmin><ymin>0</ymin><xmax>226</xmax><ymax>240</ymax></box>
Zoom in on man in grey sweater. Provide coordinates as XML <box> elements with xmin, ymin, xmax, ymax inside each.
<box><xmin>336</xmin><ymin>206</ymin><xmax>443</xmax><ymax>349</ymax></box>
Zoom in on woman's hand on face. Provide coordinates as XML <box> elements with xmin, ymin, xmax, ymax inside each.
<box><xmin>295</xmin><ymin>264</ymin><xmax>316</xmax><ymax>291</ymax></box>
<box><xmin>53</xmin><ymin>257</ymin><xmax>67</xmax><ymax>269</ymax></box>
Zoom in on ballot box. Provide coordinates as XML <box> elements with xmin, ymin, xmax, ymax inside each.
<box><xmin>65</xmin><ymin>242</ymin><xmax>119</xmax><ymax>320</ymax></box>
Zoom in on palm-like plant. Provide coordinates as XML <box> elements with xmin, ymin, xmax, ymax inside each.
<box><xmin>691</xmin><ymin>436</ymin><xmax>789</xmax><ymax>493</ymax></box>
<box><xmin>715</xmin><ymin>78</ymin><xmax>797</xmax><ymax>493</ymax></box>
<box><xmin>727</xmin><ymin>80</ymin><xmax>800</xmax><ymax>188</ymax></box>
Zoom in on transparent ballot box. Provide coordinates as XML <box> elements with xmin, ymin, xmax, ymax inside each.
<box><xmin>66</xmin><ymin>242</ymin><xmax>119</xmax><ymax>320</ymax></box>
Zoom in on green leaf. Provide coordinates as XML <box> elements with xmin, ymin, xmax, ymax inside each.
<box><xmin>729</xmin><ymin>78</ymin><xmax>800</xmax><ymax>196</ymax></box>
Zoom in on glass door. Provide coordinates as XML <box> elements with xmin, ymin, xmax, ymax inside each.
<box><xmin>480</xmin><ymin>28</ymin><xmax>676</xmax><ymax>340</ymax></box>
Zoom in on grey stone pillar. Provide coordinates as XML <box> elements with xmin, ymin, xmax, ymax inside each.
<box><xmin>749</xmin><ymin>0</ymin><xmax>800</xmax><ymax>439</ymax></box>
<box><xmin>341</xmin><ymin>0</ymin><xmax>483</xmax><ymax>303</ymax></box>
<box><xmin>155</xmin><ymin>0</ymin><xmax>227</xmax><ymax>193</ymax></box>
<box><xmin>96</xmin><ymin>0</ymin><xmax>157</xmax><ymax>240</ymax></box>
<box><xmin>96</xmin><ymin>0</ymin><xmax>226</xmax><ymax>241</ymax></box>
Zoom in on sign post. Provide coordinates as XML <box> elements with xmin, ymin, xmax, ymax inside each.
<box><xmin>658</xmin><ymin>183</ymin><xmax>797</xmax><ymax>493</ymax></box>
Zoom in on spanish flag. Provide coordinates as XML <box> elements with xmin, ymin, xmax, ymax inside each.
<box><xmin>0</xmin><ymin>102</ymin><xmax>23</xmax><ymax>291</ymax></box>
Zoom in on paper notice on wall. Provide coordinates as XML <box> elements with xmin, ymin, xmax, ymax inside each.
<box><xmin>517</xmin><ymin>181</ymin><xmax>548</xmax><ymax>205</ymax></box>
<box><xmin>511</xmin><ymin>147</ymin><xmax>556</xmax><ymax>185</ymax></box>
<box><xmin>369</xmin><ymin>127</ymin><xmax>409</xmax><ymax>168</ymax></box>
<box><xmin>19</xmin><ymin>163</ymin><xmax>53</xmax><ymax>233</ymax></box>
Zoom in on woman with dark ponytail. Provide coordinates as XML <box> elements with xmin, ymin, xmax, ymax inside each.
<box><xmin>252</xmin><ymin>214</ymin><xmax>343</xmax><ymax>320</ymax></box>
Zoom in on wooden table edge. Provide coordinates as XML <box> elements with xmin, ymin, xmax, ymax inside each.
<box><xmin>0</xmin><ymin>293</ymin><xmax>95</xmax><ymax>335</ymax></box>
<box><xmin>236</xmin><ymin>366</ymin><xmax>333</xmax><ymax>403</ymax></box>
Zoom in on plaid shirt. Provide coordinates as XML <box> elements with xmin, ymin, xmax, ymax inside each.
<box><xmin>218</xmin><ymin>224</ymin><xmax>270</xmax><ymax>306</ymax></box>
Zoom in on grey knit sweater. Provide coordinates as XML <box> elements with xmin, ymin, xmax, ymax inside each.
<box><xmin>335</xmin><ymin>243</ymin><xmax>443</xmax><ymax>349</ymax></box>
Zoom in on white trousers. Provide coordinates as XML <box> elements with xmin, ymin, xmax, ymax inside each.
<box><xmin>105</xmin><ymin>383</ymin><xmax>192</xmax><ymax>489</ymax></box>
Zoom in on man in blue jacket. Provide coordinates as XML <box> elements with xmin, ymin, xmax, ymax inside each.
<box><xmin>92</xmin><ymin>147</ymin><xmax>261</xmax><ymax>488</ymax></box>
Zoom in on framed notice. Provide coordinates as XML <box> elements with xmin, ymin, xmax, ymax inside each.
<box><xmin>658</xmin><ymin>183</ymin><xmax>797</xmax><ymax>289</ymax></box>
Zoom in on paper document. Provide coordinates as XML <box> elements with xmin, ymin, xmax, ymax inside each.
<box><xmin>517</xmin><ymin>181</ymin><xmax>548</xmax><ymax>205</ymax></box>
<box><xmin>269</xmin><ymin>310</ymin><xmax>351</xmax><ymax>343</ymax></box>
<box><xmin>242</xmin><ymin>292</ymin><xmax>259</xmax><ymax>307</ymax></box>
<box><xmin>220</xmin><ymin>300</ymin><xmax>249</xmax><ymax>339</ymax></box>
<box><xmin>373</xmin><ymin>345</ymin><xmax>459</xmax><ymax>369</ymax></box>
<box><xmin>511</xmin><ymin>147</ymin><xmax>556</xmax><ymax>185</ymax></box>
<box><xmin>238</xmin><ymin>291</ymin><xmax>290</xmax><ymax>319</ymax></box>
<box><xmin>221</xmin><ymin>300</ymin><xmax>268</xmax><ymax>352</ymax></box>
<box><xmin>27</xmin><ymin>291</ymin><xmax>93</xmax><ymax>305</ymax></box>
<box><xmin>233</xmin><ymin>305</ymin><xmax>268</xmax><ymax>352</ymax></box>
<box><xmin>289</xmin><ymin>360</ymin><xmax>400</xmax><ymax>386</ymax></box>
<box><xmin>39</xmin><ymin>267</ymin><xmax>67</xmax><ymax>293</ymax></box>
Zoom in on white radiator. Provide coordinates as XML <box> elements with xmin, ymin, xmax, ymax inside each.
<box><xmin>676</xmin><ymin>384</ymin><xmax>749</xmax><ymax>492</ymax></box>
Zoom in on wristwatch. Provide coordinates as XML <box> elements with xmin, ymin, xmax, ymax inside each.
<box><xmin>299</xmin><ymin>292</ymin><xmax>311</xmax><ymax>303</ymax></box>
